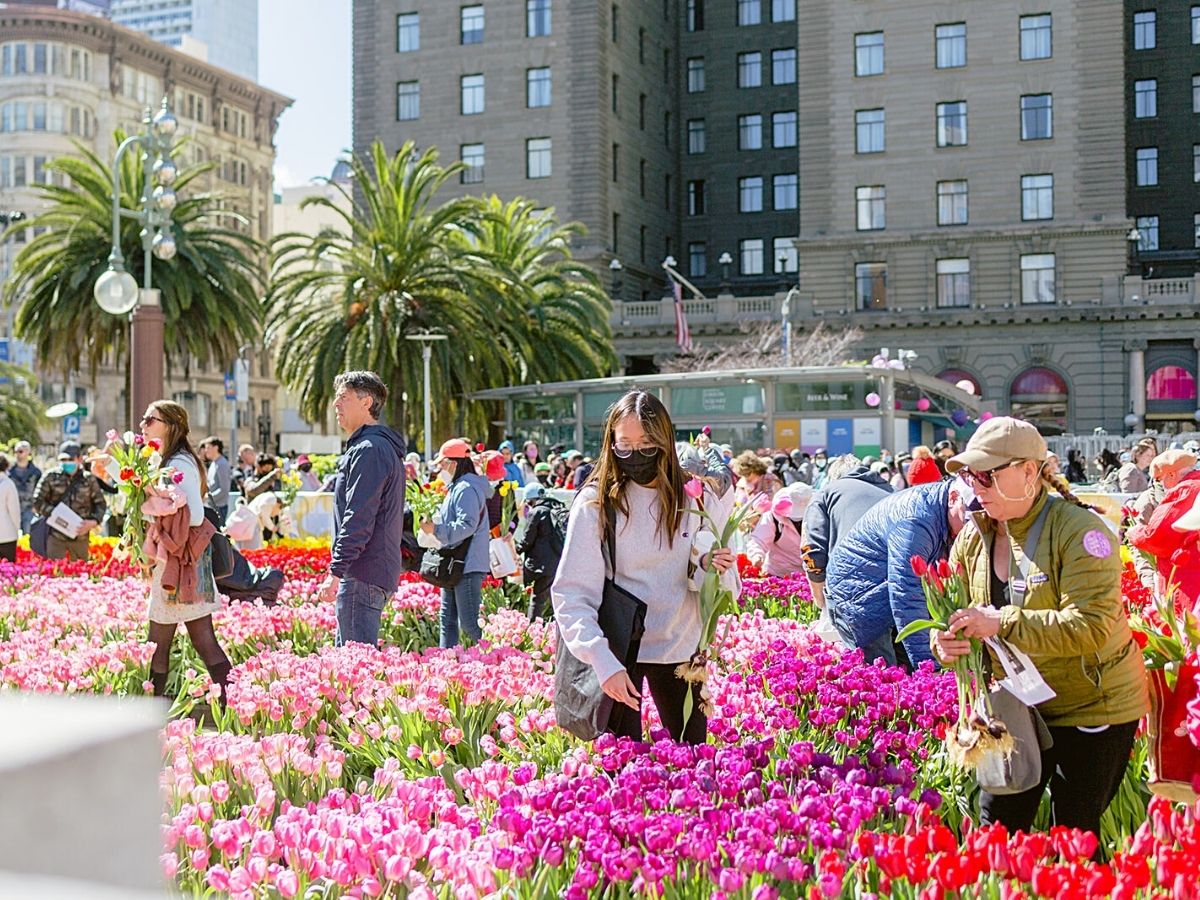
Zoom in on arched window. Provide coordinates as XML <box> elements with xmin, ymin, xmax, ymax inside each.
<box><xmin>1010</xmin><ymin>366</ymin><xmax>1068</xmax><ymax>433</ymax></box>
<box><xmin>938</xmin><ymin>368</ymin><xmax>981</xmax><ymax>397</ymax></box>
<box><xmin>1146</xmin><ymin>365</ymin><xmax>1197</xmax><ymax>402</ymax></box>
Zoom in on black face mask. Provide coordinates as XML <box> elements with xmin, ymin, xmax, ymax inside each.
<box><xmin>616</xmin><ymin>454</ymin><xmax>658</xmax><ymax>485</ymax></box>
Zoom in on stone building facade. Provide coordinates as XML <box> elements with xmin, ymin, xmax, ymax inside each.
<box><xmin>0</xmin><ymin>5</ymin><xmax>290</xmax><ymax>447</ymax></box>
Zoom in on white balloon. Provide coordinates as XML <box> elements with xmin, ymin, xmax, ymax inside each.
<box><xmin>955</xmin><ymin>379</ymin><xmax>976</xmax><ymax>395</ymax></box>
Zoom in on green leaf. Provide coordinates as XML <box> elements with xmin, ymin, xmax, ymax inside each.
<box><xmin>895</xmin><ymin>618</ymin><xmax>947</xmax><ymax>641</ymax></box>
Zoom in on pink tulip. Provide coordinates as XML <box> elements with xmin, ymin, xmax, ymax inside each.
<box><xmin>683</xmin><ymin>477</ymin><xmax>704</xmax><ymax>499</ymax></box>
<box><xmin>275</xmin><ymin>870</ymin><xmax>299</xmax><ymax>898</ymax></box>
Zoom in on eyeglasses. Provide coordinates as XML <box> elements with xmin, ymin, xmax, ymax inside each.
<box><xmin>961</xmin><ymin>459</ymin><xmax>1026</xmax><ymax>489</ymax></box>
<box><xmin>140</xmin><ymin>415</ymin><xmax>165</xmax><ymax>427</ymax></box>
<box><xmin>612</xmin><ymin>443</ymin><xmax>659</xmax><ymax>459</ymax></box>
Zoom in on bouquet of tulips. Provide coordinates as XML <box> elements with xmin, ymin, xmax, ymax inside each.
<box><xmin>496</xmin><ymin>480</ymin><xmax>519</xmax><ymax>537</ymax></box>
<box><xmin>96</xmin><ymin>428</ymin><xmax>178</xmax><ymax>570</ymax></box>
<box><xmin>897</xmin><ymin>557</ymin><xmax>1013</xmax><ymax>772</ymax></box>
<box><xmin>676</xmin><ymin>480</ymin><xmax>769</xmax><ymax>724</ymax></box>
<box><xmin>405</xmin><ymin>478</ymin><xmax>446</xmax><ymax>523</ymax></box>
<box><xmin>276</xmin><ymin>466</ymin><xmax>303</xmax><ymax>509</ymax></box>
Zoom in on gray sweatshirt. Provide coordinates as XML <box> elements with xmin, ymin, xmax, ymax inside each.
<box><xmin>552</xmin><ymin>483</ymin><xmax>737</xmax><ymax>685</ymax></box>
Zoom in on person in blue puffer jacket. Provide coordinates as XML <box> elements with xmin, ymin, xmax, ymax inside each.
<box><xmin>824</xmin><ymin>478</ymin><xmax>974</xmax><ymax>669</ymax></box>
<box><xmin>419</xmin><ymin>439</ymin><xmax>493</xmax><ymax>648</ymax></box>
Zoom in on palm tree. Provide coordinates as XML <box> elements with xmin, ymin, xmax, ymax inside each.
<box><xmin>0</xmin><ymin>362</ymin><xmax>45</xmax><ymax>439</ymax></box>
<box><xmin>267</xmin><ymin>141</ymin><xmax>616</xmax><ymax>446</ymax></box>
<box><xmin>472</xmin><ymin>196</ymin><xmax>615</xmax><ymax>386</ymax></box>
<box><xmin>3</xmin><ymin>133</ymin><xmax>263</xmax><ymax>381</ymax></box>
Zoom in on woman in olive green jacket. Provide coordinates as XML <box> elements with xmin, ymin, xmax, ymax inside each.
<box><xmin>934</xmin><ymin>417</ymin><xmax>1148</xmax><ymax>842</ymax></box>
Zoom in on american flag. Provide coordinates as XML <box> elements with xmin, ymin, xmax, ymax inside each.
<box><xmin>670</xmin><ymin>273</ymin><xmax>693</xmax><ymax>353</ymax></box>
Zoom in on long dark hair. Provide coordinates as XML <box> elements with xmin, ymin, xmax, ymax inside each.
<box><xmin>147</xmin><ymin>400</ymin><xmax>207</xmax><ymax>498</ymax></box>
<box><xmin>590</xmin><ymin>390</ymin><xmax>688</xmax><ymax>548</ymax></box>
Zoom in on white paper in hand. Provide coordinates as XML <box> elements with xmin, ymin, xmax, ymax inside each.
<box><xmin>984</xmin><ymin>636</ymin><xmax>1056</xmax><ymax>705</ymax></box>
<box><xmin>48</xmin><ymin>502</ymin><xmax>83</xmax><ymax>539</ymax></box>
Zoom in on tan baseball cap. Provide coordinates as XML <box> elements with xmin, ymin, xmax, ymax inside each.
<box><xmin>945</xmin><ymin>417</ymin><xmax>1047</xmax><ymax>475</ymax></box>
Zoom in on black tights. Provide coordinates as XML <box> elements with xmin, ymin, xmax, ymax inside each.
<box><xmin>148</xmin><ymin>616</ymin><xmax>231</xmax><ymax>697</ymax></box>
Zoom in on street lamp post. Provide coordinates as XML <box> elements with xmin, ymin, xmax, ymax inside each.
<box><xmin>718</xmin><ymin>251</ymin><xmax>733</xmax><ymax>290</ymax></box>
<box><xmin>780</xmin><ymin>286</ymin><xmax>799</xmax><ymax>369</ymax></box>
<box><xmin>1</xmin><ymin>209</ymin><xmax>27</xmax><ymax>359</ymax></box>
<box><xmin>92</xmin><ymin>98</ymin><xmax>179</xmax><ymax>426</ymax></box>
<box><xmin>1126</xmin><ymin>227</ymin><xmax>1142</xmax><ymax>278</ymax></box>
<box><xmin>405</xmin><ymin>332</ymin><xmax>448</xmax><ymax>463</ymax></box>
<box><xmin>609</xmin><ymin>257</ymin><xmax>623</xmax><ymax>301</ymax></box>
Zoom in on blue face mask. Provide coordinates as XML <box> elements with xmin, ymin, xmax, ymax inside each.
<box><xmin>61</xmin><ymin>462</ymin><xmax>78</xmax><ymax>475</ymax></box>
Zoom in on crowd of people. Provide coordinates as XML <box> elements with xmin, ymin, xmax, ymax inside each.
<box><xmin>3</xmin><ymin>372</ymin><xmax>1199</xmax><ymax>843</ymax></box>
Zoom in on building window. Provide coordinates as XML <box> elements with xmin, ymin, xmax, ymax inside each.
<box><xmin>396</xmin><ymin>81</ymin><xmax>419</xmax><ymax>120</ymax></box>
<box><xmin>936</xmin><ymin>180</ymin><xmax>968</xmax><ymax>225</ymax></box>
<box><xmin>664</xmin><ymin>173</ymin><xmax>671</xmax><ymax>210</ymax></box>
<box><xmin>936</xmin><ymin>101</ymin><xmax>967</xmax><ymax>146</ymax></box>
<box><xmin>460</xmin><ymin>143</ymin><xmax>484</xmax><ymax>184</ymax></box>
<box><xmin>397</xmin><ymin>12</ymin><xmax>419</xmax><ymax>52</ymax></box>
<box><xmin>1133</xmin><ymin>10</ymin><xmax>1156</xmax><ymax>50</ymax></box>
<box><xmin>640</xmin><ymin>93</ymin><xmax>646</xmax><ymax>129</ymax></box>
<box><xmin>739</xmin><ymin>176</ymin><xmax>764</xmax><ymax>212</ymax></box>
<box><xmin>773</xmin><ymin>173</ymin><xmax>798</xmax><ymax>210</ymax></box>
<box><xmin>688</xmin><ymin>180</ymin><xmax>706</xmax><ymax>215</ymax></box>
<box><xmin>773</xmin><ymin>111</ymin><xmax>797</xmax><ymax>148</ymax></box>
<box><xmin>527</xmin><ymin>0</ymin><xmax>551</xmax><ymax>37</ymax></box>
<box><xmin>856</xmin><ymin>185</ymin><xmax>885</xmax><ymax>230</ymax></box>
<box><xmin>1194</xmin><ymin>75</ymin><xmax>1200</xmax><ymax>113</ymax></box>
<box><xmin>639</xmin><ymin>159</ymin><xmax>647</xmax><ymax>196</ymax></box>
<box><xmin>774</xmin><ymin>237</ymin><xmax>798</xmax><ymax>273</ymax></box>
<box><xmin>738</xmin><ymin>0</ymin><xmax>761</xmax><ymax>26</ymax></box>
<box><xmin>773</xmin><ymin>0</ymin><xmax>796</xmax><ymax>22</ymax></box>
<box><xmin>639</xmin><ymin>28</ymin><xmax>646</xmax><ymax>64</ymax></box>
<box><xmin>1195</xmin><ymin>213</ymin><xmax>1200</xmax><ymax>247</ymax></box>
<box><xmin>1020</xmin><ymin>253</ymin><xmax>1055</xmax><ymax>304</ymax></box>
<box><xmin>612</xmin><ymin>143</ymin><xmax>619</xmax><ymax>181</ymax></box>
<box><xmin>856</xmin><ymin>263</ymin><xmax>887</xmax><ymax>310</ymax></box>
<box><xmin>527</xmin><ymin>67</ymin><xmax>551</xmax><ymax>107</ymax></box>
<box><xmin>664</xmin><ymin>111</ymin><xmax>671</xmax><ymax>147</ymax></box>
<box><xmin>738</xmin><ymin>114</ymin><xmax>763</xmax><ymax>150</ymax></box>
<box><xmin>611</xmin><ymin>74</ymin><xmax>619</xmax><ymax>113</ymax></box>
<box><xmin>1137</xmin><ymin>215</ymin><xmax>1160</xmax><ymax>251</ymax></box>
<box><xmin>772</xmin><ymin>48</ymin><xmax>796</xmax><ymax>84</ymax></box>
<box><xmin>936</xmin><ymin>258</ymin><xmax>970</xmax><ymax>308</ymax></box>
<box><xmin>738</xmin><ymin>52</ymin><xmax>763</xmax><ymax>88</ymax></box>
<box><xmin>687</xmin><ymin>57</ymin><xmax>705</xmax><ymax>92</ymax></box>
<box><xmin>855</xmin><ymin>32</ymin><xmax>884</xmax><ymax>76</ymax></box>
<box><xmin>1194</xmin><ymin>6</ymin><xmax>1200</xmax><ymax>43</ymax></box>
<box><xmin>740</xmin><ymin>239</ymin><xmax>764</xmax><ymax>275</ymax></box>
<box><xmin>612</xmin><ymin>212</ymin><xmax>619</xmax><ymax>253</ymax></box>
<box><xmin>1135</xmin><ymin>79</ymin><xmax>1157</xmax><ymax>118</ymax></box>
<box><xmin>526</xmin><ymin>137</ymin><xmax>551</xmax><ymax>178</ymax></box>
<box><xmin>935</xmin><ymin>23</ymin><xmax>966</xmax><ymax>68</ymax></box>
<box><xmin>640</xmin><ymin>225</ymin><xmax>647</xmax><ymax>262</ymax></box>
<box><xmin>1136</xmin><ymin>147</ymin><xmax>1159</xmax><ymax>187</ymax></box>
<box><xmin>461</xmin><ymin>74</ymin><xmax>484</xmax><ymax>115</ymax></box>
<box><xmin>460</xmin><ymin>5</ymin><xmax>484</xmax><ymax>44</ymax></box>
<box><xmin>689</xmin><ymin>242</ymin><xmax>707</xmax><ymax>277</ymax></box>
<box><xmin>855</xmin><ymin>108</ymin><xmax>885</xmax><ymax>153</ymax></box>
<box><xmin>1020</xmin><ymin>94</ymin><xmax>1052</xmax><ymax>139</ymax></box>
<box><xmin>611</xmin><ymin>4</ymin><xmax>619</xmax><ymax>42</ymax></box>
<box><xmin>688</xmin><ymin>118</ymin><xmax>706</xmax><ymax>154</ymax></box>
<box><xmin>1021</xmin><ymin>174</ymin><xmax>1054</xmax><ymax>220</ymax></box>
<box><xmin>1020</xmin><ymin>14</ymin><xmax>1052</xmax><ymax>60</ymax></box>
<box><xmin>686</xmin><ymin>0</ymin><xmax>704</xmax><ymax>32</ymax></box>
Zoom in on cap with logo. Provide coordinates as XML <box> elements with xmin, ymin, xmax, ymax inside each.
<box><xmin>945</xmin><ymin>417</ymin><xmax>1047</xmax><ymax>475</ymax></box>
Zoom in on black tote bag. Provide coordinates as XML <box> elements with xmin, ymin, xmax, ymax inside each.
<box><xmin>554</xmin><ymin>500</ymin><xmax>648</xmax><ymax>741</ymax></box>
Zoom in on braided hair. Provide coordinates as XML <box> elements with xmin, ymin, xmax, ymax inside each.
<box><xmin>1040</xmin><ymin>467</ymin><xmax>1100</xmax><ymax>513</ymax></box>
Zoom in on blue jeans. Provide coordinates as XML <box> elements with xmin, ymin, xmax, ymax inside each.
<box><xmin>20</xmin><ymin>507</ymin><xmax>33</xmax><ymax>534</ymax></box>
<box><xmin>830</xmin><ymin>611</ymin><xmax>897</xmax><ymax>667</ymax></box>
<box><xmin>335</xmin><ymin>575</ymin><xmax>387</xmax><ymax>648</ymax></box>
<box><xmin>440</xmin><ymin>572</ymin><xmax>484</xmax><ymax>648</ymax></box>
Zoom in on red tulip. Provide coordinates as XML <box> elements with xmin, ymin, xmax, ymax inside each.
<box><xmin>910</xmin><ymin>556</ymin><xmax>928</xmax><ymax>578</ymax></box>
<box><xmin>936</xmin><ymin>558</ymin><xmax>954</xmax><ymax>580</ymax></box>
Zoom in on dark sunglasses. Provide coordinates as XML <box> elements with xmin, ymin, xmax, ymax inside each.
<box><xmin>140</xmin><ymin>415</ymin><xmax>165</xmax><ymax>426</ymax></box>
<box><xmin>961</xmin><ymin>459</ymin><xmax>1026</xmax><ymax>489</ymax></box>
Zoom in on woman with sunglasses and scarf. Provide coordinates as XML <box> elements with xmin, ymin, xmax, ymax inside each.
<box><xmin>552</xmin><ymin>390</ymin><xmax>738</xmax><ymax>744</ymax></box>
<box><xmin>932</xmin><ymin>417</ymin><xmax>1147</xmax><ymax>845</ymax></box>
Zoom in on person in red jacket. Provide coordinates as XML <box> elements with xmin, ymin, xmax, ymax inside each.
<box><xmin>1127</xmin><ymin>468</ymin><xmax>1200</xmax><ymax>607</ymax></box>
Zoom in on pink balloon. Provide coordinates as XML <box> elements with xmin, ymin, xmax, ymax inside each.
<box><xmin>916</xmin><ymin>398</ymin><xmax>931</xmax><ymax>412</ymax></box>
<box><xmin>865</xmin><ymin>392</ymin><xmax>881</xmax><ymax>407</ymax></box>
<box><xmin>980</xmin><ymin>411</ymin><xmax>994</xmax><ymax>421</ymax></box>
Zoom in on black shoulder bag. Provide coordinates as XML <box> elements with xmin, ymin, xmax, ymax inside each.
<box><xmin>554</xmin><ymin>499</ymin><xmax>649</xmax><ymax>741</ymax></box>
<box><xmin>419</xmin><ymin>487</ymin><xmax>486</xmax><ymax>589</ymax></box>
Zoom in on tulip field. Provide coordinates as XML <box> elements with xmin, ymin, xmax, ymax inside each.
<box><xmin>2</xmin><ymin>540</ymin><xmax>1200</xmax><ymax>898</ymax></box>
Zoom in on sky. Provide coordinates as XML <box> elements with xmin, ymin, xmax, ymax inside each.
<box><xmin>258</xmin><ymin>0</ymin><xmax>352</xmax><ymax>189</ymax></box>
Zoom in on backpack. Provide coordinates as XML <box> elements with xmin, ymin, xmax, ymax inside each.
<box><xmin>521</xmin><ymin>499</ymin><xmax>568</xmax><ymax>577</ymax></box>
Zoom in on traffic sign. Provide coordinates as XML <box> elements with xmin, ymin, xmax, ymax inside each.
<box><xmin>76</xmin><ymin>406</ymin><xmax>88</xmax><ymax>417</ymax></box>
<box><xmin>62</xmin><ymin>415</ymin><xmax>81</xmax><ymax>436</ymax></box>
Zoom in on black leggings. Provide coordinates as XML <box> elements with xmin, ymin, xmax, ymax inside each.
<box><xmin>606</xmin><ymin>661</ymin><xmax>707</xmax><ymax>745</ymax></box>
<box><xmin>979</xmin><ymin>719</ymin><xmax>1139</xmax><ymax>843</ymax></box>
<box><xmin>148</xmin><ymin>616</ymin><xmax>229</xmax><ymax>674</ymax></box>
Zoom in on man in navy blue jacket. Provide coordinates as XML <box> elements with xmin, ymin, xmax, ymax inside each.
<box><xmin>318</xmin><ymin>371</ymin><xmax>407</xmax><ymax>647</ymax></box>
<box><xmin>824</xmin><ymin>478</ymin><xmax>973</xmax><ymax>668</ymax></box>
